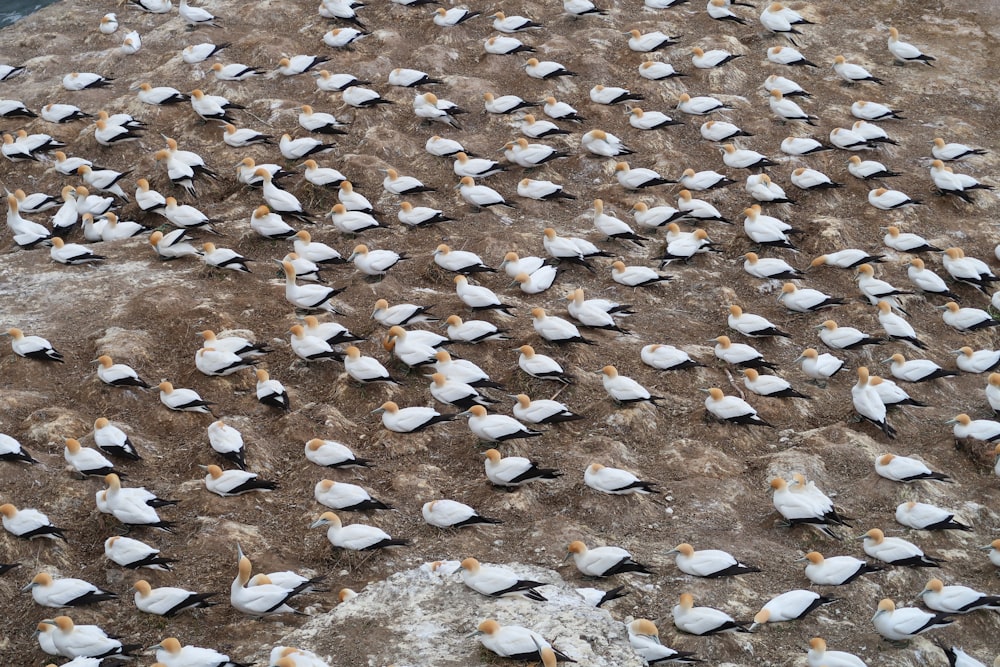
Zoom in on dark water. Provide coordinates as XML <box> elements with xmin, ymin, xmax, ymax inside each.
<box><xmin>0</xmin><ymin>0</ymin><xmax>62</xmax><ymax>29</ymax></box>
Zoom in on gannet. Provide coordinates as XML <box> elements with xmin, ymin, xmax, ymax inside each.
<box><xmin>120</xmin><ymin>30</ymin><xmax>142</xmax><ymax>55</ymax></box>
<box><xmin>157</xmin><ymin>381</ymin><xmax>214</xmax><ymax>414</ymax></box>
<box><xmin>853</xmin><ymin>120</ymin><xmax>897</xmax><ymax>146</ymax></box>
<box><xmin>305</xmin><ymin>438</ymin><xmax>371</xmax><ymax>469</ymax></box>
<box><xmin>680</xmin><ymin>168</ymin><xmax>734</xmax><ymax>191</ymax></box>
<box><xmin>677</xmin><ymin>92</ymin><xmax>730</xmax><ymax>115</ymax></box>
<box><xmin>40</xmin><ymin>103</ymin><xmax>90</xmax><ymax>124</ymax></box>
<box><xmin>780</xmin><ymin>136</ymin><xmax>827</xmax><ymax>156</ymax></box>
<box><xmin>888</xmin><ymin>27</ymin><xmax>935</xmax><ymax>65</ymax></box>
<box><xmin>64</xmin><ymin>438</ymin><xmax>122</xmax><ymax>478</ymax></box>
<box><xmin>851</xmin><ymin>368</ymin><xmax>894</xmax><ymax>437</ymax></box>
<box><xmin>344</xmin><ymin>86</ymin><xmax>395</xmax><ymax>109</ymax></box>
<box><xmin>98</xmin><ymin>212</ymin><xmax>145</xmax><ymax>241</ymax></box>
<box><xmin>311</xmin><ymin>511</ymin><xmax>409</xmax><ymax>550</ymax></box>
<box><xmin>861</xmin><ymin>528</ymin><xmax>943</xmax><ymax>567</ymax></box>
<box><xmin>868</xmin><ymin>187</ymin><xmax>921</xmax><ymax>210</ymax></box>
<box><xmin>833</xmin><ymin>55</ymin><xmax>883</xmax><ymax>84</ymax></box>
<box><xmin>200</xmin><ymin>243</ymin><xmax>251</xmax><ymax>273</ymax></box>
<box><xmin>954</xmin><ymin>346</ymin><xmax>1000</xmax><ymax>373</ymax></box>
<box><xmin>760</xmin><ymin>2</ymin><xmax>805</xmax><ymax>38</ymax></box>
<box><xmin>278</xmin><ymin>55</ymin><xmax>330</xmax><ymax>76</ymax></box>
<box><xmin>462</xmin><ymin>405</ymin><xmax>543</xmax><ymax>442</ymax></box>
<box><xmin>507</xmin><ymin>138</ymin><xmax>568</xmax><ymax>167</ymax></box>
<box><xmin>475</xmin><ymin>620</ymin><xmax>572</xmax><ymax>663</ymax></box>
<box><xmin>673</xmin><ymin>593</ymin><xmax>749</xmax><ymax>634</ymax></box>
<box><xmin>314</xmin><ymin>70</ymin><xmax>370</xmax><ymax>92</ymax></box>
<box><xmin>751</xmin><ymin>590</ymin><xmax>837</xmax><ymax>630</ymax></box>
<box><xmin>385</xmin><ymin>326</ymin><xmax>440</xmax><ymax>367</ymax></box>
<box><xmin>373</xmin><ymin>401</ymin><xmax>455</xmax><ymax>433</ymax></box>
<box><xmin>518</xmin><ymin>344</ymin><xmax>573</xmax><ymax>383</ymax></box>
<box><xmin>228</xmin><ymin>557</ymin><xmax>302</xmax><ymax>617</ymax></box>
<box><xmin>162</xmin><ymin>198</ymin><xmax>219</xmax><ymax>233</ymax></box>
<box><xmin>704</xmin><ymin>388</ymin><xmax>771</xmax><ymax>426</ymax></box>
<box><xmin>413</xmin><ymin>92</ymin><xmax>463</xmax><ymax>128</ymax></box>
<box><xmin>387</xmin><ymin>67</ymin><xmax>441</xmax><ymax>88</ymax></box>
<box><xmin>204</xmin><ymin>420</ymin><xmax>246</xmax><ymax>469</ymax></box>
<box><xmin>986</xmin><ymin>375</ymin><xmax>1000</xmax><ymax>414</ymax></box>
<box><xmin>666</xmin><ymin>543</ymin><xmax>759</xmax><ymax>579</ymax></box>
<box><xmin>0</xmin><ymin>63</ymin><xmax>26</xmax><ymax>80</ymax></box>
<box><xmin>48</xmin><ymin>237</ymin><xmax>104</xmax><ymax>266</ymax></box>
<box><xmin>847</xmin><ymin>155</ymin><xmax>900</xmax><ymax>180</ymax></box>
<box><xmin>328</xmin><ymin>204</ymin><xmax>379</xmax><ymax>234</ymax></box>
<box><xmin>492</xmin><ymin>11</ymin><xmax>542</xmax><ymax>32</ymax></box>
<box><xmin>744</xmin><ymin>252</ymin><xmax>801</xmax><ymax>280</ymax></box>
<box><xmin>0</xmin><ymin>504</ymin><xmax>64</xmax><ymax>540</ymax></box>
<box><xmin>932</xmin><ymin>137</ymin><xmax>987</xmax><ymax>161</ymax></box>
<box><xmin>222</xmin><ymin>123</ymin><xmax>272</xmax><ymax>147</ymax></box>
<box><xmin>277</xmin><ymin>259</ymin><xmax>343</xmax><ymax>311</ymax></box>
<box><xmin>530</xmin><ymin>307</ymin><xmax>591</xmax><ymax>344</ymax></box>
<box><xmin>723</xmin><ymin>143</ymin><xmax>777</xmax><ymax>169</ymax></box>
<box><xmin>806</xmin><ymin>638</ymin><xmax>867</xmax><ymax>667</ymax></box>
<box><xmin>713</xmin><ymin>335</ymin><xmax>776</xmax><ymax>370</ymax></box>
<box><xmin>940</xmin><ymin>301</ymin><xmax>1000</xmax><ymax>331</ymax></box>
<box><xmin>315</xmin><ymin>479</ymin><xmax>390</xmax><ymax>512</ymax></box>
<box><xmin>519</xmin><ymin>114</ymin><xmax>567</xmax><ymax>139</ymax></box>
<box><xmin>818</xmin><ymin>320</ymin><xmax>882</xmax><ymax>350</ymax></box>
<box><xmin>47</xmin><ymin>616</ymin><xmax>136</xmax><ymax>659</ymax></box>
<box><xmin>625</xmin><ymin>29</ymin><xmax>676</xmax><ymax>52</ymax></box>
<box><xmin>542</xmin><ymin>96</ymin><xmax>584</xmax><ymax>122</ymax></box>
<box><xmin>627</xmin><ymin>619</ymin><xmax>699</xmax><ymax>664</ymax></box>
<box><xmin>677</xmin><ymin>189</ymin><xmax>729</xmax><ymax>223</ymax></box>
<box><xmin>196</xmin><ymin>346</ymin><xmax>257</xmax><ymax>377</ymax></box>
<box><xmin>563</xmin><ymin>0</ymin><xmax>607</xmax><ymax>16</ymax></box>
<box><xmin>691</xmin><ymin>46</ymin><xmax>741</xmax><ymax>68</ymax></box>
<box><xmin>609</xmin><ymin>261</ymin><xmax>671</xmax><ymax>288</ymax></box>
<box><xmin>459</xmin><ymin>558</ymin><xmax>545</xmax><ymax>601</ymax></box>
<box><xmin>91</xmin><ymin>119</ymin><xmax>139</xmax><ymax>146</ymax></box>
<box><xmin>743</xmin><ymin>369</ymin><xmax>810</xmax><ymax>399</ymax></box>
<box><xmin>342</xmin><ymin>346</ymin><xmax>398</xmax><ymax>385</ymax></box>
<box><xmin>104</xmin><ymin>536</ymin><xmax>173</xmax><ymax>570</ymax></box>
<box><xmin>638</xmin><ymin>60</ymin><xmax>684</xmax><ymax>80</ymax></box>
<box><xmin>279</xmin><ymin>134</ymin><xmax>335</xmax><ymax>162</ymax></box>
<box><xmin>102</xmin><ymin>473</ymin><xmax>174</xmax><ymax>532</ymax></box>
<box><xmin>567</xmin><ymin>540</ymin><xmax>652</xmax><ymax>577</ymax></box>
<box><xmin>63</xmin><ymin>72</ymin><xmax>113</xmax><ymax>90</ymax></box>
<box><xmin>769</xmin><ymin>477</ymin><xmax>848</xmax><ymax>538</ymax></box>
<box><xmin>584</xmin><ymin>463</ymin><xmax>658</xmax><ymax>495</ymax></box>
<box><xmin>589</xmin><ymin>85</ymin><xmax>643</xmax><ymax>107</ymax></box>
<box><xmin>5</xmin><ymin>328</ymin><xmax>63</xmax><ymax>363</ymax></box>
<box><xmin>456</xmin><ymin>276</ymin><xmax>514</xmax><ymax>314</ymax></box>
<box><xmin>202</xmin><ymin>465</ymin><xmax>277</xmax><ymax>496</ymax></box>
<box><xmin>179</xmin><ymin>0</ymin><xmax>221</xmax><ymax>27</ymax></box>
<box><xmin>147</xmin><ymin>230</ymin><xmax>198</xmax><ymax>261</ymax></box>
<box><xmin>484</xmin><ymin>34</ymin><xmax>535</xmax><ymax>55</ymax></box>
<box><xmin>769</xmin><ymin>89</ymin><xmax>817</xmax><ymax>124</ymax></box>
<box><xmin>874</xmin><ymin>598</ymin><xmax>952</xmax><ymax>641</ymax></box>
<box><xmin>948</xmin><ymin>413</ymin><xmax>1000</xmax><ymax>443</ymax></box>
<box><xmin>779</xmin><ymin>283</ymin><xmax>844</xmax><ymax>312</ymax></box>
<box><xmin>484</xmin><ymin>449</ymin><xmax>561</xmax><ymax>487</ymax></box>
<box><xmin>943</xmin><ymin>247</ymin><xmax>998</xmax><ymax>291</ymax></box>
<box><xmin>885</xmin><ymin>353</ymin><xmax>956</xmax><ymax>383</ymax></box>
<box><xmin>423</xmin><ymin>500</ymin><xmax>500</xmax><ymax>528</ymax></box>
<box><xmin>762</xmin><ymin>75</ymin><xmax>809</xmax><ymax>100</ymax></box>
<box><xmin>897</xmin><ymin>502</ymin><xmax>971</xmax><ymax>532</ymax></box>
<box><xmin>728</xmin><ymin>305</ymin><xmax>790</xmax><ymax>337</ymax></box>
<box><xmin>432</xmin><ymin>244</ymin><xmax>493</xmax><ymax>275</ymax></box>
<box><xmin>510</xmin><ymin>394</ymin><xmax>581</xmax><ymax>425</ymax></box>
<box><xmin>640</xmin><ymin>344</ymin><xmax>701</xmax><ymax>372</ymax></box>
<box><xmin>199</xmin><ymin>330</ymin><xmax>269</xmax><ymax>361</ymax></box>
<box><xmin>182</xmin><ymin>41</ymin><xmax>228</xmax><ymax>63</ymax></box>
<box><xmin>791</xmin><ymin>166</ymin><xmax>842</xmax><ymax>190</ymax></box>
<box><xmin>517</xmin><ymin>178</ymin><xmax>575</xmax><ymax>202</ymax></box>
<box><xmin>0</xmin><ymin>433</ymin><xmax>37</xmax><ymax>464</ymax></box>
<box><xmin>852</xmin><ymin>100</ymin><xmax>904</xmax><ymax>122</ymax></box>
<box><xmin>0</xmin><ymin>100</ymin><xmax>35</xmax><ymax>119</ymax></box>
<box><xmin>799</xmin><ymin>552</ymin><xmax>881</xmax><ymax>585</ymax></box>
<box><xmin>931</xmin><ymin>161</ymin><xmax>994</xmax><ymax>202</ymax></box>
<box><xmin>135</xmin><ymin>581</ymin><xmax>213</xmax><ymax>616</ymax></box>
<box><xmin>24</xmin><ymin>573</ymin><xmax>117</xmax><ymax>608</ymax></box>
<box><xmin>456</xmin><ymin>176</ymin><xmax>512</xmax><ymax>209</ymax></box>
<box><xmin>883</xmin><ymin>226</ymin><xmax>939</xmax><ymax>254</ymax></box>
<box><xmin>443</xmin><ymin>315</ymin><xmax>507</xmax><ymax>344</ymax></box>
<box><xmin>875</xmin><ymin>454</ymin><xmax>950</xmax><ymax>483</ymax></box>
<box><xmin>429</xmin><ymin>373</ymin><xmax>492</xmax><ymax>410</ymax></box>
<box><xmin>921</xmin><ymin>579</ymin><xmax>1000</xmax><ymax>614</ymax></box>
<box><xmin>289</xmin><ymin>324</ymin><xmax>343</xmax><ymax>363</ymax></box>
<box><xmin>767</xmin><ymin>46</ymin><xmax>817</xmax><ymax>67</ymax></box>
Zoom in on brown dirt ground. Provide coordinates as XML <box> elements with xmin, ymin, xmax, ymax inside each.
<box><xmin>1</xmin><ymin>0</ymin><xmax>999</xmax><ymax>665</ymax></box>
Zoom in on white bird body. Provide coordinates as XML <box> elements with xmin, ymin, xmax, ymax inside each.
<box><xmin>700</xmin><ymin>119</ymin><xmax>747</xmax><ymax>141</ymax></box>
<box><xmin>312</xmin><ymin>512</ymin><xmax>406</xmax><ymax>551</ymax></box>
<box><xmin>956</xmin><ymin>347</ymin><xmax>1000</xmax><ymax>373</ymax></box>
<box><xmin>585</xmin><ymin>463</ymin><xmax>655</xmax><ymax>495</ymax></box>
<box><xmin>791</xmin><ymin>167</ymin><xmax>838</xmax><ymax>189</ymax></box>
<box><xmin>875</xmin><ymin>454</ymin><xmax>948</xmax><ymax>483</ymax></box>
<box><xmin>134</xmin><ymin>582</ymin><xmax>212</xmax><ymax>616</ymax></box>
<box><xmin>464</xmin><ymin>406</ymin><xmax>539</xmax><ymax>442</ymax></box>
<box><xmin>230</xmin><ymin>557</ymin><xmax>299</xmax><ymax>616</ymax></box>
<box><xmin>518</xmin><ymin>346</ymin><xmax>569</xmax><ymax>383</ymax></box>
<box><xmin>896</xmin><ymin>502</ymin><xmax>968</xmax><ymax>532</ymax></box>
<box><xmin>64</xmin><ymin>439</ymin><xmax>116</xmax><ymax>477</ymax></box>
<box><xmin>315</xmin><ymin>480</ymin><xmax>384</xmax><ymax>511</ymax></box>
<box><xmin>862</xmin><ymin>530</ymin><xmax>940</xmax><ymax>566</ymax></box>
<box><xmin>569</xmin><ymin>541</ymin><xmax>650</xmax><ymax>577</ymax></box>
<box><xmin>49</xmin><ymin>617</ymin><xmax>125</xmax><ymax>658</ymax></box>
<box><xmin>673</xmin><ymin>594</ymin><xmax>745</xmax><ymax>635</ymax></box>
<box><xmin>872</xmin><ymin>599</ymin><xmax>951</xmax><ymax>641</ymax></box>
<box><xmin>484</xmin><ymin>449</ymin><xmax>559</xmax><ymax>487</ymax></box>
<box><xmin>457</xmin><ymin>177</ymin><xmax>508</xmax><ymax>208</ymax></box>
<box><xmin>376</xmin><ymin>403</ymin><xmax>450</xmax><ymax>433</ymax></box>
<box><xmin>25</xmin><ymin>574</ymin><xmax>114</xmax><ymax>608</ymax></box>
<box><xmin>803</xmin><ymin>553</ymin><xmax>878</xmax><ymax>586</ymax></box>
<box><xmin>641</xmin><ymin>344</ymin><xmax>698</xmax><ymax>370</ymax></box>
<box><xmin>305</xmin><ymin>439</ymin><xmax>368</xmax><ymax>469</ymax></box>
<box><xmin>920</xmin><ymin>580</ymin><xmax>998</xmax><ymax>613</ymax></box>
<box><xmin>705</xmin><ymin>389</ymin><xmax>766</xmax><ymax>424</ymax></box>
<box><xmin>456</xmin><ymin>276</ymin><xmax>509</xmax><ymax>311</ymax></box>
<box><xmin>422</xmin><ymin>499</ymin><xmax>496</xmax><ymax>528</ymax></box>
<box><xmin>677</xmin><ymin>94</ymin><xmax>727</xmax><ymax>115</ymax></box>
<box><xmin>753</xmin><ymin>589</ymin><xmax>831</xmax><ymax>628</ymax></box>
<box><xmin>350</xmin><ymin>245</ymin><xmax>404</xmax><ymax>276</ymax></box>
<box><xmin>104</xmin><ymin>535</ymin><xmax>172</xmax><ymax>570</ymax></box>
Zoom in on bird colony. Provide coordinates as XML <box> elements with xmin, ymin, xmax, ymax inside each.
<box><xmin>1</xmin><ymin>0</ymin><xmax>999</xmax><ymax>665</ymax></box>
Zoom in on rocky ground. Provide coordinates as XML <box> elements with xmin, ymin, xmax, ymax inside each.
<box><xmin>1</xmin><ymin>0</ymin><xmax>999</xmax><ymax>665</ymax></box>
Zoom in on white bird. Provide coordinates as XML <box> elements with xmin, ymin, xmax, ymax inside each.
<box><xmin>47</xmin><ymin>616</ymin><xmax>131</xmax><ymax>659</ymax></box>
<box><xmin>373</xmin><ymin>401</ymin><xmax>455</xmax><ymax>433</ymax></box>
<box><xmin>861</xmin><ymin>528</ymin><xmax>944</xmax><ymax>567</ymax></box>
<box><xmin>628</xmin><ymin>619</ymin><xmax>699</xmax><ymax>664</ymax></box>
<box><xmin>566</xmin><ymin>540</ymin><xmax>653</xmax><ymax>577</ymax></box>
<box><xmin>884</xmin><ymin>226</ymin><xmax>941</xmax><ymax>254</ymax></box>
<box><xmin>23</xmin><ymin>572</ymin><xmax>116</xmax><ymax>608</ymax></box>
<box><xmin>278</xmin><ymin>55</ymin><xmax>329</xmax><ymax>76</ymax></box>
<box><xmin>4</xmin><ymin>327</ymin><xmax>62</xmax><ymax>362</ymax></box>
<box><xmin>704</xmin><ymin>387</ymin><xmax>771</xmax><ymax>426</ymax></box>
<box><xmin>932</xmin><ymin>137</ymin><xmax>987</xmax><ymax>161</ymax></box>
<box><xmin>206</xmin><ymin>419</ymin><xmax>247</xmax><ymax>470</ymax></box>
<box><xmin>148</xmin><ymin>230</ymin><xmax>200</xmax><ymax>260</ymax></box>
<box><xmin>596</xmin><ymin>366</ymin><xmax>659</xmax><ymax>406</ymax></box>
<box><xmin>64</xmin><ymin>438</ymin><xmax>121</xmax><ymax>478</ymax></box>
<box><xmin>429</xmin><ymin>373</ymin><xmax>491</xmax><ymax>410</ymax></box>
<box><xmin>728</xmin><ymin>305</ymin><xmax>790</xmax><ymax>338</ymax></box>
<box><xmin>779</xmin><ymin>283</ymin><xmax>844</xmax><ymax>312</ymax></box>
<box><xmin>885</xmin><ymin>353</ymin><xmax>956</xmax><ymax>383</ymax></box>
<box><xmin>311</xmin><ymin>511</ymin><xmax>409</xmax><ymax>551</ymax></box>
<box><xmin>872</xmin><ymin>598</ymin><xmax>952</xmax><ymax>641</ymax></box>
<box><xmin>277</xmin><ymin>260</ymin><xmax>342</xmax><ymax>311</ymax></box>
<box><xmin>157</xmin><ymin>381</ymin><xmax>213</xmax><ymax>413</ymax></box>
<box><xmin>315</xmin><ymin>479</ymin><xmax>390</xmax><ymax>512</ymax></box>
<box><xmin>343</xmin><ymin>346</ymin><xmax>399</xmax><ymax>385</ymax></box>
<box><xmin>456</xmin><ymin>276</ymin><xmax>514</xmax><ymax>314</ymax></box>
<box><xmin>542</xmin><ymin>96</ymin><xmax>584</xmax><ymax>122</ymax></box>
<box><xmin>202</xmin><ymin>464</ymin><xmax>277</xmax><ymax>496</ymax></box>
<box><xmin>99</xmin><ymin>13</ymin><xmax>118</xmax><ymax>33</ymax></box>
<box><xmin>181</xmin><ymin>42</ymin><xmax>227</xmax><ymax>63</ymax></box>
<box><xmin>463</xmin><ymin>405</ymin><xmax>542</xmax><ymax>442</ymax></box>
<box><xmin>751</xmin><ymin>589</ymin><xmax>837</xmax><ymax>630</ymax></box>
<box><xmin>627</xmin><ymin>29</ymin><xmax>677</xmax><ymax>52</ymax></box>
<box><xmin>869</xmin><ymin>187</ymin><xmax>921</xmax><ymax>210</ymax></box>
<box><xmin>133</xmin><ymin>580</ymin><xmax>214</xmax><ymax>617</ymax></box>
<box><xmin>818</xmin><ymin>320</ymin><xmax>882</xmax><ymax>350</ymax></box>
<box><xmin>422</xmin><ymin>499</ymin><xmax>500</xmax><ymax>528</ymax></box>
<box><xmin>195</xmin><ymin>346</ymin><xmax>256</xmax><ymax>377</ymax></box>
<box><xmin>743</xmin><ymin>368</ymin><xmax>810</xmax><ymax>399</ymax></box>
<box><xmin>104</xmin><ymin>535</ymin><xmax>174</xmax><ymax>570</ymax></box>
<box><xmin>875</xmin><ymin>454</ymin><xmax>950</xmax><ymax>483</ymax></box>
<box><xmin>681</xmin><ymin>168</ymin><xmax>734</xmax><ymax>191</ymax></box>
<box><xmin>852</xmin><ymin>100</ymin><xmax>905</xmax><ymax>121</ymax></box>
<box><xmin>590</xmin><ymin>84</ymin><xmax>643</xmax><ymax>106</ymax></box>
<box><xmin>484</xmin><ymin>34</ymin><xmax>534</xmax><ymax>55</ymax></box>
<box><xmin>563</xmin><ymin>0</ymin><xmax>607</xmax><ymax>16</ymax></box>
<box><xmin>791</xmin><ymin>167</ymin><xmax>842</xmax><ymax>190</ymax></box>
<box><xmin>492</xmin><ymin>11</ymin><xmax>542</xmax><ymax>32</ymax></box>
<box><xmin>313</xmin><ymin>70</ymin><xmax>367</xmax><ymax>92</ymax></box>
<box><xmin>484</xmin><ymin>449</ymin><xmax>560</xmax><ymax>487</ymax></box>
<box><xmin>49</xmin><ymin>238</ymin><xmax>105</xmax><ymax>266</ymax></box>
<box><xmin>799</xmin><ymin>551</ymin><xmax>881</xmax><ymax>585</ymax></box>
<box><xmin>949</xmin><ymin>413</ymin><xmax>1000</xmax><ymax>443</ymax></box>
<box><xmin>677</xmin><ymin>190</ymin><xmax>729</xmax><ymax>223</ymax></box>
<box><xmin>954</xmin><ymin>346</ymin><xmax>1000</xmax><ymax>373</ymax></box>
<box><xmin>459</xmin><ymin>558</ymin><xmax>545</xmax><ymax>600</ymax></box>
<box><xmin>342</xmin><ymin>85</ymin><xmax>391</xmax><ymax>107</ymax></box>
<box><xmin>229</xmin><ymin>556</ymin><xmax>301</xmax><ymax>617</ymax></box>
<box><xmin>585</xmin><ymin>463</ymin><xmax>658</xmax><ymax>495</ymax></box>
<box><xmin>433</xmin><ymin>6</ymin><xmax>479</xmax><ymax>26</ymax></box>
<box><xmin>63</xmin><ymin>72</ymin><xmax>112</xmax><ymax>91</ymax></box>
<box><xmin>638</xmin><ymin>60</ymin><xmax>683</xmax><ymax>80</ymax></box>
<box><xmin>723</xmin><ymin>143</ymin><xmax>777</xmax><ymax>169</ymax></box>
<box><xmin>475</xmin><ymin>619</ymin><xmax>571</xmax><ymax>663</ymax></box>
<box><xmin>847</xmin><ymin>155</ymin><xmax>900</xmax><ymax>180</ymax></box>
<box><xmin>939</xmin><ymin>302</ymin><xmax>1000</xmax><ymax>332</ymax></box>
<box><xmin>518</xmin><ymin>344</ymin><xmax>572</xmax><ymax>384</ymax></box>
<box><xmin>279</xmin><ymin>134</ymin><xmax>334</xmax><ymax>161</ymax></box>
<box><xmin>677</xmin><ymin>93</ymin><xmax>729</xmax><ymax>115</ymax></box>
<box><xmin>673</xmin><ymin>593</ymin><xmax>749</xmax><ymax>635</ymax></box>
<box><xmin>769</xmin><ymin>89</ymin><xmax>817</xmax><ymax>124</ymax></box>
<box><xmin>665</xmin><ymin>543</ymin><xmax>759</xmax><ymax>580</ymax></box>
<box><xmin>888</xmin><ymin>27</ymin><xmax>936</xmax><ymax>65</ymax></box>
<box><xmin>713</xmin><ymin>335</ymin><xmax>775</xmax><ymax>370</ymax></box>
<box><xmin>834</xmin><ymin>55</ymin><xmax>883</xmax><ymax>84</ymax></box>
<box><xmin>897</xmin><ymin>502</ymin><xmax>971</xmax><ymax>532</ymax></box>
<box><xmin>611</xmin><ymin>261</ymin><xmax>671</xmax><ymax>288</ymax></box>
<box><xmin>744</xmin><ymin>252</ymin><xmax>801</xmax><ymax>280</ymax></box>
<box><xmin>305</xmin><ymin>438</ymin><xmax>370</xmax><ymax>470</ymax></box>
<box><xmin>767</xmin><ymin>45</ymin><xmax>817</xmax><ymax>67</ymax></box>
<box><xmin>640</xmin><ymin>344</ymin><xmax>700</xmax><ymax>372</ymax></box>
<box><xmin>919</xmin><ymin>578</ymin><xmax>999</xmax><ymax>613</ymax></box>
<box><xmin>387</xmin><ymin>67</ymin><xmax>441</xmax><ymax>87</ymax></box>
<box><xmin>851</xmin><ymin>368</ymin><xmax>894</xmax><ymax>437</ymax></box>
